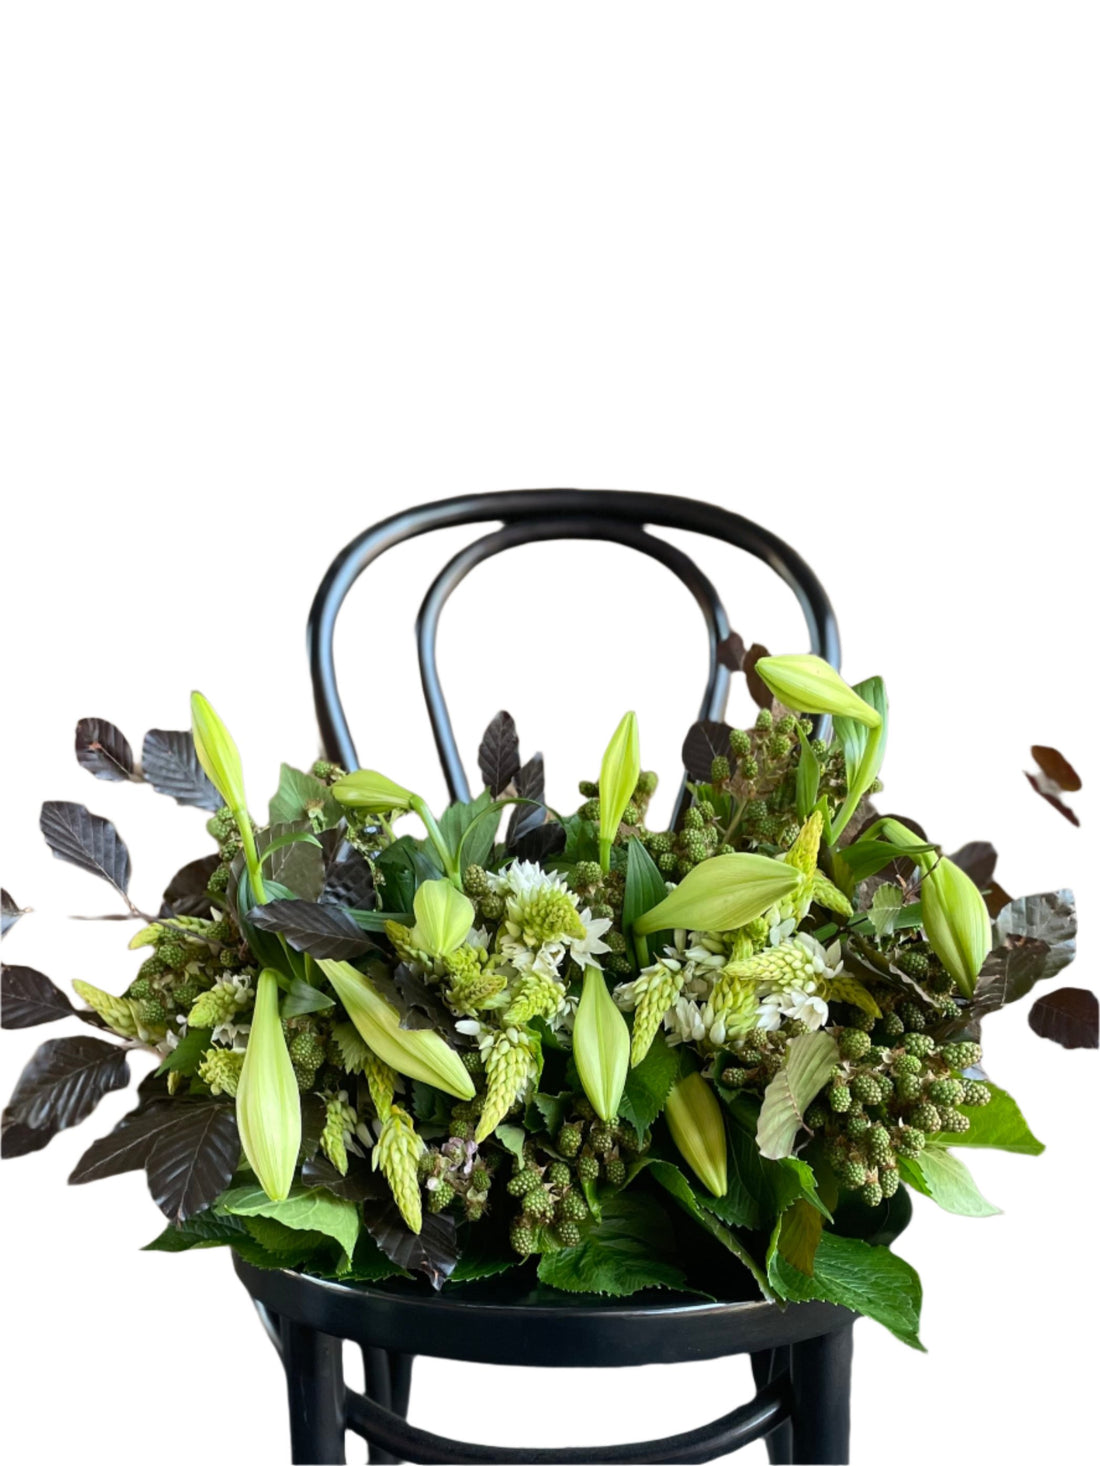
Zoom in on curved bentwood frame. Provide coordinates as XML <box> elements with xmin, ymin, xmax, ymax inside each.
<box><xmin>238</xmin><ymin>491</ymin><xmax>851</xmax><ymax>1465</ymax></box>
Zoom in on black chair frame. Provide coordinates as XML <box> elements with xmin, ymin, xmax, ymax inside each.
<box><xmin>237</xmin><ymin>489</ymin><xmax>850</xmax><ymax>1465</ymax></box>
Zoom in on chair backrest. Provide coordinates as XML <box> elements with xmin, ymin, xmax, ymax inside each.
<box><xmin>307</xmin><ymin>489</ymin><xmax>840</xmax><ymax>809</ymax></box>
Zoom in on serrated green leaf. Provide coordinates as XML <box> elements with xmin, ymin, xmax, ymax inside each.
<box><xmin>219</xmin><ymin>1182</ymin><xmax>360</xmax><ymax>1260</ymax></box>
<box><xmin>536</xmin><ymin>1191</ymin><xmax>686</xmax><ymax>1297</ymax></box>
<box><xmin>868</xmin><ymin>884</ymin><xmax>904</xmax><ymax>939</ymax></box>
<box><xmin>142</xmin><ymin>1211</ymin><xmax>248</xmax><ymax>1252</ymax></box>
<box><xmin>898</xmin><ymin>1149</ymin><xmax>1000</xmax><ymax>1217</ymax></box>
<box><xmin>646</xmin><ymin>1158</ymin><xmax>773</xmax><ymax>1298</ymax></box>
<box><xmin>155</xmin><ymin>1026</ymin><xmax>213</xmax><ymax>1076</ymax></box>
<box><xmin>928</xmin><ymin>1083</ymin><xmax>1043</xmax><ymax>1156</ymax></box>
<box><xmin>495</xmin><ymin>1124</ymin><xmax>527</xmax><ymax>1163</ymax></box>
<box><xmin>619</xmin><ymin>1032</ymin><xmax>680</xmax><ymax>1138</ymax></box>
<box><xmin>531</xmin><ymin>1091</ymin><xmax>572</xmax><ymax>1136</ymax></box>
<box><xmin>756</xmin><ymin>1031</ymin><xmax>838</xmax><ymax>1160</ymax></box>
<box><xmin>332</xmin><ymin>1021</ymin><xmax>372</xmax><ymax>1075</ymax></box>
<box><xmin>773</xmin><ymin>1197</ymin><xmax>823</xmax><ymax>1276</ymax></box>
<box><xmin>768</xmin><ymin>1230</ymin><xmax>924</xmax><ymax>1350</ymax></box>
<box><xmin>282</xmin><ymin>976</ymin><xmax>336</xmax><ymax>1018</ymax></box>
<box><xmin>269</xmin><ymin>764</ymin><xmax>341</xmax><ymax>828</ymax></box>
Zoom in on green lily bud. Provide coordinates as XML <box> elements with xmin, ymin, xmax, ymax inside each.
<box><xmin>665</xmin><ymin>1072</ymin><xmax>728</xmax><ymax>1197</ymax></box>
<box><xmin>598</xmin><ymin>711</ymin><xmax>640</xmax><ymax>872</ymax></box>
<box><xmin>190</xmin><ymin>692</ymin><xmax>250</xmax><ymax>813</ymax></box>
<box><xmin>919</xmin><ymin>857</ymin><xmax>992</xmax><ymax>999</ymax></box>
<box><xmin>410</xmin><ymin>879</ymin><xmax>475</xmax><ymax>957</ymax></box>
<box><xmin>754</xmin><ymin>656</ymin><xmax>881</xmax><ymax>727</ymax></box>
<box><xmin>573</xmin><ymin>966</ymin><xmax>630</xmax><ymax>1122</ymax></box>
<box><xmin>331</xmin><ymin>769</ymin><xmax>416</xmax><ymax>813</ymax></box>
<box><xmin>634</xmin><ymin>852</ymin><xmax>801</xmax><ymax>936</ymax></box>
<box><xmin>236</xmin><ymin>969</ymin><xmax>302</xmax><ymax>1202</ymax></box>
<box><xmin>318</xmin><ymin>959</ymin><xmax>476</xmax><ymax>1099</ymax></box>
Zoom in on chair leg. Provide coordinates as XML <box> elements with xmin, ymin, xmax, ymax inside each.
<box><xmin>388</xmin><ymin>1352</ymin><xmax>414</xmax><ymax>1420</ymax></box>
<box><xmin>280</xmin><ymin>1316</ymin><xmax>347</xmax><ymax>1465</ymax></box>
<box><xmin>361</xmin><ymin>1348</ymin><xmax>414</xmax><ymax>1464</ymax></box>
<box><xmin>750</xmin><ymin>1346</ymin><xmax>793</xmax><ymax>1464</ymax></box>
<box><xmin>788</xmin><ymin>1325</ymin><xmax>853</xmax><ymax>1465</ymax></box>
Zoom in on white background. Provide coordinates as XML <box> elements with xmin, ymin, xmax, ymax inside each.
<box><xmin>1</xmin><ymin>4</ymin><xmax>1096</xmax><ymax>1463</ymax></box>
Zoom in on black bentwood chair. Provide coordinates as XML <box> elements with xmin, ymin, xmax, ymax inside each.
<box><xmin>235</xmin><ymin>490</ymin><xmax>853</xmax><ymax>1466</ymax></box>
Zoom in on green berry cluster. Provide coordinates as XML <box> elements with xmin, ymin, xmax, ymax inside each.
<box><xmin>419</xmin><ymin>1135</ymin><xmax>495</xmax><ymax>1221</ymax></box>
<box><xmin>506</xmin><ymin>1155</ymin><xmax>591</xmax><ymax>1254</ymax></box>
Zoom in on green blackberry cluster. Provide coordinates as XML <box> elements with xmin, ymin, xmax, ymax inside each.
<box><xmin>310</xmin><ymin>760</ymin><xmax>346</xmax><ymax>785</ymax></box>
<box><xmin>506</xmin><ymin>1154</ymin><xmax>591</xmax><ymax>1254</ymax></box>
<box><xmin>720</xmin><ymin>1025</ymin><xmax>805</xmax><ymax>1089</ymax></box>
<box><xmin>640</xmin><ymin>802</ymin><xmax>726</xmax><ymax>881</ymax></box>
<box><xmin>285</xmin><ymin>1019</ymin><xmax>328</xmax><ymax>1090</ymax></box>
<box><xmin>124</xmin><ymin>917</ymin><xmax>240</xmax><ymax>1036</ymax></box>
<box><xmin>419</xmin><ymin>1137</ymin><xmax>495</xmax><ymax>1221</ymax></box>
<box><xmin>575</xmin><ymin>769</ymin><xmax>659</xmax><ymax>834</ymax></box>
<box><xmin>813</xmin><ymin>997</ymin><xmax>989</xmax><ymax>1205</ymax></box>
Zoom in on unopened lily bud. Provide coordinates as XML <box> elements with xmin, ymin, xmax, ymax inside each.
<box><xmin>919</xmin><ymin>857</ymin><xmax>992</xmax><ymax>999</ymax></box>
<box><xmin>190</xmin><ymin>693</ymin><xmax>249</xmax><ymax>815</ymax></box>
<box><xmin>573</xmin><ymin>966</ymin><xmax>630</xmax><ymax>1122</ymax></box>
<box><xmin>236</xmin><ymin>969</ymin><xmax>302</xmax><ymax>1202</ymax></box>
<box><xmin>754</xmin><ymin>656</ymin><xmax>881</xmax><ymax>727</ymax></box>
<box><xmin>634</xmin><ymin>852</ymin><xmax>800</xmax><ymax>936</ymax></box>
<box><xmin>409</xmin><ymin>878</ymin><xmax>475</xmax><ymax>958</ymax></box>
<box><xmin>665</xmin><ymin>1072</ymin><xmax>728</xmax><ymax>1197</ymax></box>
<box><xmin>332</xmin><ymin>769</ymin><xmax>416</xmax><ymax>813</ymax></box>
<box><xmin>599</xmin><ymin>712</ymin><xmax>641</xmax><ymax>871</ymax></box>
<box><xmin>318</xmin><ymin>959</ymin><xmax>475</xmax><ymax>1100</ymax></box>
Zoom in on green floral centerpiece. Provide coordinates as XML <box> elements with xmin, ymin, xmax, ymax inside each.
<box><xmin>1</xmin><ymin>655</ymin><xmax>1079</xmax><ymax>1349</ymax></box>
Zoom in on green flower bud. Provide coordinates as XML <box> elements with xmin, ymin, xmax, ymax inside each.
<box><xmin>598</xmin><ymin>712</ymin><xmax>641</xmax><ymax>871</ymax></box>
<box><xmin>918</xmin><ymin>856</ymin><xmax>992</xmax><ymax>999</ymax></box>
<box><xmin>318</xmin><ymin>959</ymin><xmax>475</xmax><ymax>1100</ymax></box>
<box><xmin>331</xmin><ymin>769</ymin><xmax>416</xmax><ymax>813</ymax></box>
<box><xmin>190</xmin><ymin>692</ymin><xmax>249</xmax><ymax>818</ymax></box>
<box><xmin>754</xmin><ymin>656</ymin><xmax>881</xmax><ymax>728</ymax></box>
<box><xmin>236</xmin><ymin>969</ymin><xmax>302</xmax><ymax>1202</ymax></box>
<box><xmin>574</xmin><ymin>966</ymin><xmax>630</xmax><ymax>1123</ymax></box>
<box><xmin>634</xmin><ymin>852</ymin><xmax>800</xmax><ymax>936</ymax></box>
<box><xmin>664</xmin><ymin>1073</ymin><xmax>727</xmax><ymax>1198</ymax></box>
<box><xmin>409</xmin><ymin>878</ymin><xmax>475</xmax><ymax>958</ymax></box>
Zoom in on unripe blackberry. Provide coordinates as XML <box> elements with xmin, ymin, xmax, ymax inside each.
<box><xmin>867</xmin><ymin>1125</ymin><xmax>892</xmax><ymax>1165</ymax></box>
<box><xmin>696</xmin><ymin>799</ymin><xmax>716</xmax><ymax>821</ymax></box>
<box><xmin>739</xmin><ymin>756</ymin><xmax>759</xmax><ymax>780</ymax></box>
<box><xmin>840</xmin><ymin>1160</ymin><xmax>867</xmax><ymax>1190</ymax></box>
<box><xmin>715</xmin><ymin>843</ymin><xmax>736</xmax><ymax>857</ymax></box>
<box><xmin>928</xmin><ymin>1078</ymin><xmax>965</xmax><ymax>1106</ymax></box>
<box><xmin>556</xmin><ymin>1221</ymin><xmax>582</xmax><ymax>1247</ymax></box>
<box><xmin>470</xmin><ymin>1166</ymin><xmax>491</xmax><ymax>1191</ymax></box>
<box><xmin>429</xmin><ymin>1181</ymin><xmax>456</xmax><ymax>1212</ymax></box>
<box><xmin>902</xmin><ymin>1033</ymin><xmax>935</xmax><ymax>1058</ymax></box>
<box><xmin>767</xmin><ymin>732</ymin><xmax>792</xmax><ymax>761</ymax></box>
<box><xmin>937</xmin><ymin>999</ymin><xmax>962</xmax><ymax>1021</ymax></box>
<box><xmin>776</xmin><ymin>714</ymin><xmax>798</xmax><ymax>737</ymax></box>
<box><xmin>721</xmin><ymin>1066</ymin><xmax>751</xmax><ymax>1088</ymax></box>
<box><xmin>839</xmin><ymin>1029</ymin><xmax>871</xmax><ymax>1062</ymax></box>
<box><xmin>742</xmin><ymin>798</ymin><xmax>767</xmax><ymax>825</ymax></box>
<box><xmin>893</xmin><ymin>1053</ymin><xmax>922</xmax><ymax>1077</ymax></box>
<box><xmin>622</xmin><ymin>803</ymin><xmax>640</xmax><ymax>827</ymax></box>
<box><xmin>658</xmin><ymin>852</ymin><xmax>678</xmax><ymax>875</ymax></box>
<box><xmin>911</xmin><ymin>1103</ymin><xmax>942</xmax><ymax>1134</ymax></box>
<box><xmin>681</xmin><ymin>831</ymin><xmax>709</xmax><ymax>863</ymax></box>
<box><xmin>850</xmin><ymin>1073</ymin><xmax>883</xmax><ymax>1105</ymax></box>
<box><xmin>897</xmin><ymin>950</ymin><xmax>930</xmax><ymax>979</ymax></box>
<box><xmin>156</xmin><ymin>937</ymin><xmax>188</xmax><ymax>970</ymax></box>
<box><xmin>829</xmin><ymin>1082</ymin><xmax>852</xmax><ymax>1113</ymax></box>
<box><xmin>480</xmin><ymin>893</ymin><xmax>505</xmax><ymax>921</ymax></box>
<box><xmin>510</xmin><ymin>1222</ymin><xmax>537</xmax><ymax>1256</ymax></box>
<box><xmin>608</xmin><ymin>954</ymin><xmax>633</xmax><ymax>976</ymax></box>
<box><xmin>754</xmin><ymin>709</ymin><xmax>773</xmax><ymax>730</ymax></box>
<box><xmin>898</xmin><ymin>1002</ymin><xmax>926</xmax><ymax>1033</ymax></box>
<box><xmin>127</xmin><ymin>977</ymin><xmax>153</xmax><ymax>1000</ymax></box>
<box><xmin>880</xmin><ymin>1166</ymin><xmax>900</xmax><ymax>1199</ymax></box>
<box><xmin>462</xmin><ymin>1050</ymin><xmax>485</xmax><ymax>1077</ymax></box>
<box><xmin>577</xmin><ymin>1155</ymin><xmax>599</xmax><ymax>1184</ymax></box>
<box><xmin>942</xmin><ymin>1041</ymin><xmax>982</xmax><ymax>1069</ymax></box>
<box><xmin>710</xmin><ymin>756</ymin><xmax>731</xmax><ymax>783</ymax></box>
<box><xmin>463</xmin><ymin>864</ymin><xmax>491</xmax><ymax>898</ymax></box>
<box><xmin>849</xmin><ymin>1010</ymin><xmax>877</xmax><ymax>1033</ymax></box>
<box><xmin>547</xmin><ymin>1161</ymin><xmax>571</xmax><ymax>1189</ymax></box>
<box><xmin>860</xmin><ymin>1181</ymin><xmax>884</xmax><ymax>1208</ymax></box>
<box><xmin>876</xmin><ymin>1074</ymin><xmax>895</xmax><ymax>1099</ymax></box>
<box><xmin>895</xmin><ymin>1073</ymin><xmax>923</xmax><ymax>1103</ymax></box>
<box><xmin>138</xmin><ymin>998</ymin><xmax>167</xmax><ymax>1027</ymax></box>
<box><xmin>580</xmin><ymin>798</ymin><xmax>600</xmax><ymax>821</ymax></box>
<box><xmin>741</xmin><ymin>1047</ymin><xmax>764</xmax><ymax>1066</ymax></box>
<box><xmin>507</xmin><ymin>1169</ymin><xmax>541</xmax><ymax>1197</ymax></box>
<box><xmin>522</xmin><ymin>1187</ymin><xmax>554</xmax><ymax>1219</ymax></box>
<box><xmin>846</xmin><ymin>1111</ymin><xmax>871</xmax><ymax>1137</ymax></box>
<box><xmin>604</xmin><ymin>1157</ymin><xmax>627</xmax><ymax>1187</ymax></box>
<box><xmin>560</xmin><ymin>1190</ymin><xmax>588</xmax><ymax>1222</ymax></box>
<box><xmin>636</xmin><ymin>771</ymin><xmax>659</xmax><ymax>796</ymax></box>
<box><xmin>938</xmin><ymin>1107</ymin><xmax>970</xmax><ymax>1134</ymax></box>
<box><xmin>683</xmin><ymin>805</ymin><xmax>705</xmax><ymax>831</ymax></box>
<box><xmin>730</xmin><ymin>729</ymin><xmax>752</xmax><ymax>758</ymax></box>
<box><xmin>893</xmin><ymin>1126</ymin><xmax>926</xmax><ymax>1158</ymax></box>
<box><xmin>574</xmin><ymin>860</ymin><xmax>603</xmax><ymax>888</ymax></box>
<box><xmin>578</xmin><ymin>780</ymin><xmax>599</xmax><ymax>797</ymax></box>
<box><xmin>878</xmin><ymin>1011</ymin><xmax>905</xmax><ymax>1039</ymax></box>
<box><xmin>825</xmin><ymin>1136</ymin><xmax>848</xmax><ymax>1169</ymax></box>
<box><xmin>590</xmin><ymin>1123</ymin><xmax>615</xmax><ymax>1154</ymax></box>
<box><xmin>804</xmin><ymin>1104</ymin><xmax>828</xmax><ymax>1129</ymax></box>
<box><xmin>961</xmin><ymin>1080</ymin><xmax>991</xmax><ymax>1107</ymax></box>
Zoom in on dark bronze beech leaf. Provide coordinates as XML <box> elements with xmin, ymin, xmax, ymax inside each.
<box><xmin>2</xmin><ymin>1116</ymin><xmax>60</xmax><ymax>1157</ymax></box>
<box><xmin>142</xmin><ymin>1100</ymin><xmax>240</xmax><ymax>1223</ymax></box>
<box><xmin>39</xmin><ymin>801</ymin><xmax>132</xmax><ymax>900</ymax></box>
<box><xmin>3</xmin><ymin>1035</ymin><xmax>130</xmax><ymax>1136</ymax></box>
<box><xmin>1028</xmin><ymin>987</ymin><xmax>1098</xmax><ymax>1049</ymax></box>
<box><xmin>358</xmin><ymin>1167</ymin><xmax>458</xmax><ymax>1288</ymax></box>
<box><xmin>75</xmin><ymin>718</ymin><xmax>136</xmax><ymax>781</ymax></box>
<box><xmin>1</xmin><ymin>888</ymin><xmax>27</xmax><ymax>937</ymax></box>
<box><xmin>246</xmin><ymin>899</ymin><xmax>373</xmax><ymax>961</ymax></box>
<box><xmin>1031</xmin><ymin>745</ymin><xmax>1082</xmax><ymax>793</ymax></box>
<box><xmin>477</xmin><ymin>710</ymin><xmax>521</xmax><ymax>797</ymax></box>
<box><xmin>507</xmin><ymin>754</ymin><xmax>548</xmax><ymax>846</ymax></box>
<box><xmin>681</xmin><ymin>720</ymin><xmax>734</xmax><ymax>781</ymax></box>
<box><xmin>299</xmin><ymin>1092</ymin><xmax>327</xmax><ymax>1162</ymax></box>
<box><xmin>1</xmin><ymin>964</ymin><xmax>76</xmax><ymax>1028</ymax></box>
<box><xmin>742</xmin><ymin>642</ymin><xmax>773</xmax><ymax>709</ymax></box>
<box><xmin>159</xmin><ymin>854</ymin><xmax>221</xmax><ymax>918</ymax></box>
<box><xmin>716</xmin><ymin>629</ymin><xmax>747</xmax><ymax>671</ymax></box>
<box><xmin>1024</xmin><ymin>771</ymin><xmax>1080</xmax><ymax>827</ymax></box>
<box><xmin>948</xmin><ymin>841</ymin><xmax>998</xmax><ymax>890</ymax></box>
<box><xmin>69</xmin><ymin>1099</ymin><xmax>177</xmax><ymax>1182</ymax></box>
<box><xmin>141</xmin><ymin>728</ymin><xmax>220</xmax><ymax>811</ymax></box>
<box><xmin>320</xmin><ymin>840</ymin><xmax>375</xmax><ymax>910</ymax></box>
<box><xmin>511</xmin><ymin>819</ymin><xmax>566</xmax><ymax>864</ymax></box>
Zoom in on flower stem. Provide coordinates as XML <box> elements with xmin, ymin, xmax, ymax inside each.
<box><xmin>410</xmin><ymin>796</ymin><xmax>462</xmax><ymax>888</ymax></box>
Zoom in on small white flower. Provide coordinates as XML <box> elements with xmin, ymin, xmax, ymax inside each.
<box><xmin>566</xmin><ymin>909</ymin><xmax>612</xmax><ymax>970</ymax></box>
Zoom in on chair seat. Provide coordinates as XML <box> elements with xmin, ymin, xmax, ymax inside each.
<box><xmin>234</xmin><ymin>1255</ymin><xmax>851</xmax><ymax>1368</ymax></box>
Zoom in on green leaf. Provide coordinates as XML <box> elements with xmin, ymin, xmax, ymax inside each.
<box><xmin>795</xmin><ymin>726</ymin><xmax>822</xmax><ymax>821</ymax></box>
<box><xmin>646</xmin><ymin>1157</ymin><xmax>773</xmax><ymax>1298</ymax></box>
<box><xmin>928</xmin><ymin>1083</ymin><xmax>1043</xmax><ymax>1156</ymax></box>
<box><xmin>219</xmin><ymin>1182</ymin><xmax>360</xmax><ymax>1260</ymax></box>
<box><xmin>535</xmin><ymin>1191</ymin><xmax>688</xmax><ymax>1297</ymax></box>
<box><xmin>531</xmin><ymin>1091</ymin><xmax>572</xmax><ymax>1136</ymax></box>
<box><xmin>772</xmin><ymin>1197</ymin><xmax>823</xmax><ymax>1276</ymax></box>
<box><xmin>269</xmin><ymin>764</ymin><xmax>341</xmax><ymax>828</ymax></box>
<box><xmin>868</xmin><ymin>884</ymin><xmax>904</xmax><ymax>940</ymax></box>
<box><xmin>898</xmin><ymin>1150</ymin><xmax>1000</xmax><ymax>1217</ymax></box>
<box><xmin>438</xmin><ymin>790</ymin><xmax>500</xmax><ymax>873</ymax></box>
<box><xmin>243</xmin><ymin>1216</ymin><xmax>334</xmax><ymax>1260</ymax></box>
<box><xmin>282</xmin><ymin>975</ymin><xmax>337</xmax><ymax>1018</ymax></box>
<box><xmin>756</xmin><ymin>1031</ymin><xmax>839</xmax><ymax>1160</ymax></box>
<box><xmin>619</xmin><ymin>1031</ymin><xmax>680</xmax><ymax>1138</ymax></box>
<box><xmin>769</xmin><ymin>1230</ymin><xmax>924</xmax><ymax>1350</ymax></box>
<box><xmin>143</xmin><ymin>1210</ymin><xmax>248</xmax><ymax>1252</ymax></box>
<box><xmin>838</xmin><ymin>835</ymin><xmax>937</xmax><ymax>884</ymax></box>
<box><xmin>411</xmin><ymin>1080</ymin><xmax>452</xmax><ymax>1127</ymax></box>
<box><xmin>833</xmin><ymin>675</ymin><xmax>888</xmax><ymax>799</ymax></box>
<box><xmin>623</xmin><ymin>838</ymin><xmax>669</xmax><ymax>958</ymax></box>
<box><xmin>155</xmin><ymin>1026</ymin><xmax>213</xmax><ymax>1077</ymax></box>
<box><xmin>495</xmin><ymin>1124</ymin><xmax>527</xmax><ymax>1164</ymax></box>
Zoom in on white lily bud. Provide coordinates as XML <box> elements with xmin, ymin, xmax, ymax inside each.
<box><xmin>665</xmin><ymin>1072</ymin><xmax>728</xmax><ymax>1197</ymax></box>
<box><xmin>919</xmin><ymin>857</ymin><xmax>992</xmax><ymax>999</ymax></box>
<box><xmin>634</xmin><ymin>853</ymin><xmax>801</xmax><ymax>936</ymax></box>
<box><xmin>190</xmin><ymin>692</ymin><xmax>249</xmax><ymax>815</ymax></box>
<box><xmin>599</xmin><ymin>711</ymin><xmax>641</xmax><ymax>872</ymax></box>
<box><xmin>236</xmin><ymin>969</ymin><xmax>302</xmax><ymax>1202</ymax></box>
<box><xmin>332</xmin><ymin>769</ymin><xmax>416</xmax><ymax>813</ymax></box>
<box><xmin>755</xmin><ymin>655</ymin><xmax>881</xmax><ymax>727</ymax></box>
<box><xmin>573</xmin><ymin>965</ymin><xmax>630</xmax><ymax>1122</ymax></box>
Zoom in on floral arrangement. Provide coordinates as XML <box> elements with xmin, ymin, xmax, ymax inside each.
<box><xmin>1</xmin><ymin>654</ymin><xmax>1083</xmax><ymax>1349</ymax></box>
